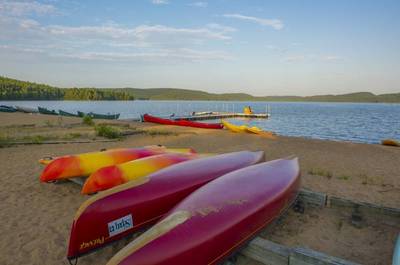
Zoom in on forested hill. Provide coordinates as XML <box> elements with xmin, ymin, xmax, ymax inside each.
<box><xmin>0</xmin><ymin>76</ymin><xmax>134</xmax><ymax>100</ymax></box>
<box><xmin>1</xmin><ymin>76</ymin><xmax>399</xmax><ymax>102</ymax></box>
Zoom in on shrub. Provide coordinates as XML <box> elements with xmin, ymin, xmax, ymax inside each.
<box><xmin>82</xmin><ymin>115</ymin><xmax>94</xmax><ymax>126</ymax></box>
<box><xmin>95</xmin><ymin>125</ymin><xmax>121</xmax><ymax>139</ymax></box>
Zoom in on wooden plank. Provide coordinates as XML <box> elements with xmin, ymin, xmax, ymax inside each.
<box><xmin>328</xmin><ymin>196</ymin><xmax>400</xmax><ymax>218</ymax></box>
<box><xmin>290</xmin><ymin>247</ymin><xmax>361</xmax><ymax>265</ymax></box>
<box><xmin>298</xmin><ymin>189</ymin><xmax>327</xmax><ymax>207</ymax></box>
<box><xmin>241</xmin><ymin>238</ymin><xmax>290</xmax><ymax>265</ymax></box>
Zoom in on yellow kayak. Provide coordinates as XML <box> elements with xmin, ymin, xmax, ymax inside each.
<box><xmin>221</xmin><ymin>120</ymin><xmax>248</xmax><ymax>133</ymax></box>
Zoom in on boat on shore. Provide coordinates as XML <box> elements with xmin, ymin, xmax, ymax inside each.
<box><xmin>0</xmin><ymin>105</ymin><xmax>17</xmax><ymax>112</ymax></box>
<box><xmin>107</xmin><ymin>157</ymin><xmax>300</xmax><ymax>265</ymax></box>
<box><xmin>38</xmin><ymin>106</ymin><xmax>58</xmax><ymax>115</ymax></box>
<box><xmin>15</xmin><ymin>106</ymin><xmax>39</xmax><ymax>113</ymax></box>
<box><xmin>78</xmin><ymin>111</ymin><xmax>120</xmax><ymax>120</ymax></box>
<box><xmin>67</xmin><ymin>151</ymin><xmax>264</xmax><ymax>259</ymax></box>
<box><xmin>143</xmin><ymin>113</ymin><xmax>223</xmax><ymax>129</ymax></box>
<box><xmin>59</xmin><ymin>110</ymin><xmax>79</xmax><ymax>117</ymax></box>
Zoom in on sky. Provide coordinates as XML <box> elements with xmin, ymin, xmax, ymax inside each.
<box><xmin>0</xmin><ymin>0</ymin><xmax>399</xmax><ymax>96</ymax></box>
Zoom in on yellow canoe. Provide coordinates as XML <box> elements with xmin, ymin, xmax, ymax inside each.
<box><xmin>221</xmin><ymin>120</ymin><xmax>248</xmax><ymax>133</ymax></box>
<box><xmin>222</xmin><ymin>120</ymin><xmax>276</xmax><ymax>139</ymax></box>
<box><xmin>381</xmin><ymin>139</ymin><xmax>400</xmax><ymax>147</ymax></box>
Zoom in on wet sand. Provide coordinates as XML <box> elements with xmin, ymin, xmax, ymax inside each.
<box><xmin>0</xmin><ymin>112</ymin><xmax>399</xmax><ymax>265</ymax></box>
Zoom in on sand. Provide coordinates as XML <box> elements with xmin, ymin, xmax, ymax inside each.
<box><xmin>0</xmin><ymin>112</ymin><xmax>399</xmax><ymax>265</ymax></box>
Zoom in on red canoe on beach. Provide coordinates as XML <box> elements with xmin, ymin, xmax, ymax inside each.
<box><xmin>107</xmin><ymin>157</ymin><xmax>300</xmax><ymax>265</ymax></box>
<box><xmin>143</xmin><ymin>113</ymin><xmax>223</xmax><ymax>129</ymax></box>
<box><xmin>67</xmin><ymin>151</ymin><xmax>264</xmax><ymax>259</ymax></box>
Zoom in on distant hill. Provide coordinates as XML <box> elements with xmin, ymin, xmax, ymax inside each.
<box><xmin>1</xmin><ymin>76</ymin><xmax>399</xmax><ymax>103</ymax></box>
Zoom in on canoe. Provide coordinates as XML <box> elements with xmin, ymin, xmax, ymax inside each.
<box><xmin>37</xmin><ymin>146</ymin><xmax>195</xmax><ymax>165</ymax></box>
<box><xmin>246</xmin><ymin>126</ymin><xmax>277</xmax><ymax>139</ymax></box>
<box><xmin>143</xmin><ymin>114</ymin><xmax>223</xmax><ymax>129</ymax></box>
<box><xmin>78</xmin><ymin>111</ymin><xmax>120</xmax><ymax>120</ymax></box>
<box><xmin>39</xmin><ymin>146</ymin><xmax>195</xmax><ymax>182</ymax></box>
<box><xmin>382</xmin><ymin>139</ymin><xmax>400</xmax><ymax>147</ymax></box>
<box><xmin>81</xmin><ymin>152</ymin><xmax>199</xmax><ymax>194</ymax></box>
<box><xmin>394</xmin><ymin>234</ymin><xmax>400</xmax><ymax>265</ymax></box>
<box><xmin>38</xmin><ymin>106</ymin><xmax>58</xmax><ymax>115</ymax></box>
<box><xmin>15</xmin><ymin>106</ymin><xmax>39</xmax><ymax>113</ymax></box>
<box><xmin>59</xmin><ymin>110</ymin><xmax>79</xmax><ymax>117</ymax></box>
<box><xmin>107</xmin><ymin>156</ymin><xmax>300</xmax><ymax>265</ymax></box>
<box><xmin>0</xmin><ymin>105</ymin><xmax>17</xmax><ymax>112</ymax></box>
<box><xmin>67</xmin><ymin>151</ymin><xmax>264</xmax><ymax>259</ymax></box>
<box><xmin>222</xmin><ymin>119</ymin><xmax>248</xmax><ymax>133</ymax></box>
<box><xmin>222</xmin><ymin>120</ymin><xmax>276</xmax><ymax>138</ymax></box>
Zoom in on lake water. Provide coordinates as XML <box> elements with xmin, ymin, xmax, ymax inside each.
<box><xmin>1</xmin><ymin>100</ymin><xmax>399</xmax><ymax>144</ymax></box>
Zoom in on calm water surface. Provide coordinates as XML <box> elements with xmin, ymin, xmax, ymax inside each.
<box><xmin>1</xmin><ymin>100</ymin><xmax>399</xmax><ymax>144</ymax></box>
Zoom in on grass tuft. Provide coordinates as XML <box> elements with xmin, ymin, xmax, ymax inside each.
<box><xmin>308</xmin><ymin>168</ymin><xmax>333</xmax><ymax>179</ymax></box>
<box><xmin>95</xmin><ymin>124</ymin><xmax>121</xmax><ymax>139</ymax></box>
<box><xmin>82</xmin><ymin>115</ymin><xmax>94</xmax><ymax>126</ymax></box>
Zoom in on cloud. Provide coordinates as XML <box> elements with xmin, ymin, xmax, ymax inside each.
<box><xmin>321</xmin><ymin>55</ymin><xmax>341</xmax><ymax>61</ymax></box>
<box><xmin>151</xmin><ymin>0</ymin><xmax>169</xmax><ymax>5</ymax></box>
<box><xmin>283</xmin><ymin>54</ymin><xmax>343</xmax><ymax>63</ymax></box>
<box><xmin>0</xmin><ymin>0</ymin><xmax>56</xmax><ymax>16</ymax></box>
<box><xmin>284</xmin><ymin>55</ymin><xmax>305</xmax><ymax>62</ymax></box>
<box><xmin>0</xmin><ymin>16</ymin><xmax>234</xmax><ymax>63</ymax></box>
<box><xmin>189</xmin><ymin>2</ymin><xmax>208</xmax><ymax>8</ymax></box>
<box><xmin>222</xmin><ymin>13</ymin><xmax>284</xmax><ymax>30</ymax></box>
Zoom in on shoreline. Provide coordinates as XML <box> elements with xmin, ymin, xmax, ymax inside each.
<box><xmin>0</xmin><ymin>112</ymin><xmax>399</xmax><ymax>265</ymax></box>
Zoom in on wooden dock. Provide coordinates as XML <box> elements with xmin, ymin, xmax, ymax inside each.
<box><xmin>170</xmin><ymin>112</ymin><xmax>269</xmax><ymax>121</ymax></box>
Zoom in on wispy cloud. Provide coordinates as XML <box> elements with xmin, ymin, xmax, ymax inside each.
<box><xmin>151</xmin><ymin>0</ymin><xmax>169</xmax><ymax>5</ymax></box>
<box><xmin>283</xmin><ymin>54</ymin><xmax>343</xmax><ymax>63</ymax></box>
<box><xmin>222</xmin><ymin>13</ymin><xmax>284</xmax><ymax>30</ymax></box>
<box><xmin>0</xmin><ymin>15</ymin><xmax>234</xmax><ymax>63</ymax></box>
<box><xmin>189</xmin><ymin>2</ymin><xmax>208</xmax><ymax>8</ymax></box>
<box><xmin>0</xmin><ymin>0</ymin><xmax>56</xmax><ymax>16</ymax></box>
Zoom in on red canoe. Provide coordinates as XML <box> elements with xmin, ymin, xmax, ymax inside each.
<box><xmin>107</xmin><ymin>157</ymin><xmax>300</xmax><ymax>265</ymax></box>
<box><xmin>143</xmin><ymin>113</ymin><xmax>223</xmax><ymax>129</ymax></box>
<box><xmin>67</xmin><ymin>151</ymin><xmax>264</xmax><ymax>259</ymax></box>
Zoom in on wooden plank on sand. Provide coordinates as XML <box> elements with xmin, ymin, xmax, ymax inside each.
<box><xmin>290</xmin><ymin>247</ymin><xmax>361</xmax><ymax>265</ymax></box>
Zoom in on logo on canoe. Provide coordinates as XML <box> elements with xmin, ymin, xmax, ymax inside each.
<box><xmin>80</xmin><ymin>236</ymin><xmax>105</xmax><ymax>250</ymax></box>
<box><xmin>108</xmin><ymin>214</ymin><xmax>133</xmax><ymax>237</ymax></box>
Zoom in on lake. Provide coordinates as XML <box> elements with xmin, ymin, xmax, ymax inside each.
<box><xmin>1</xmin><ymin>100</ymin><xmax>399</xmax><ymax>144</ymax></box>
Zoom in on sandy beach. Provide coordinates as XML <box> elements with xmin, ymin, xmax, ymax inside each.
<box><xmin>0</xmin><ymin>112</ymin><xmax>399</xmax><ymax>265</ymax></box>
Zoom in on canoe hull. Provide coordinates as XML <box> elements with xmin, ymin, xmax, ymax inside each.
<box><xmin>78</xmin><ymin>111</ymin><xmax>120</xmax><ymax>119</ymax></box>
<box><xmin>59</xmin><ymin>110</ymin><xmax>79</xmax><ymax>117</ymax></box>
<box><xmin>222</xmin><ymin>119</ymin><xmax>247</xmax><ymax>133</ymax></box>
<box><xmin>67</xmin><ymin>151</ymin><xmax>264</xmax><ymax>259</ymax></box>
<box><xmin>81</xmin><ymin>152</ymin><xmax>198</xmax><ymax>194</ymax></box>
<box><xmin>39</xmin><ymin>146</ymin><xmax>194</xmax><ymax>182</ymax></box>
<box><xmin>143</xmin><ymin>114</ymin><xmax>223</xmax><ymax>129</ymax></box>
<box><xmin>108</xmin><ymin>157</ymin><xmax>300</xmax><ymax>265</ymax></box>
<box><xmin>38</xmin><ymin>106</ymin><xmax>58</xmax><ymax>115</ymax></box>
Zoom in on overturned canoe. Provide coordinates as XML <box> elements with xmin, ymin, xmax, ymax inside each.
<box><xmin>15</xmin><ymin>106</ymin><xmax>39</xmax><ymax>113</ymax></box>
<box><xmin>108</xmin><ymin>156</ymin><xmax>300</xmax><ymax>265</ymax></box>
<box><xmin>221</xmin><ymin>119</ymin><xmax>248</xmax><ymax>133</ymax></box>
<box><xmin>0</xmin><ymin>105</ymin><xmax>17</xmax><ymax>112</ymax></box>
<box><xmin>143</xmin><ymin>114</ymin><xmax>223</xmax><ymax>129</ymax></box>
<box><xmin>382</xmin><ymin>139</ymin><xmax>400</xmax><ymax>147</ymax></box>
<box><xmin>78</xmin><ymin>111</ymin><xmax>120</xmax><ymax>120</ymax></box>
<box><xmin>38</xmin><ymin>106</ymin><xmax>58</xmax><ymax>115</ymax></box>
<box><xmin>59</xmin><ymin>110</ymin><xmax>79</xmax><ymax>117</ymax></box>
<box><xmin>67</xmin><ymin>151</ymin><xmax>264</xmax><ymax>259</ymax></box>
<box><xmin>81</xmin><ymin>152</ymin><xmax>199</xmax><ymax>194</ymax></box>
<box><xmin>39</xmin><ymin>146</ymin><xmax>195</xmax><ymax>182</ymax></box>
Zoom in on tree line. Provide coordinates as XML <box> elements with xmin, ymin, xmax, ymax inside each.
<box><xmin>0</xmin><ymin>76</ymin><xmax>134</xmax><ymax>100</ymax></box>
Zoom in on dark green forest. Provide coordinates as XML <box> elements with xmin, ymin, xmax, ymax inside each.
<box><xmin>0</xmin><ymin>76</ymin><xmax>134</xmax><ymax>100</ymax></box>
<box><xmin>1</xmin><ymin>76</ymin><xmax>399</xmax><ymax>102</ymax></box>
